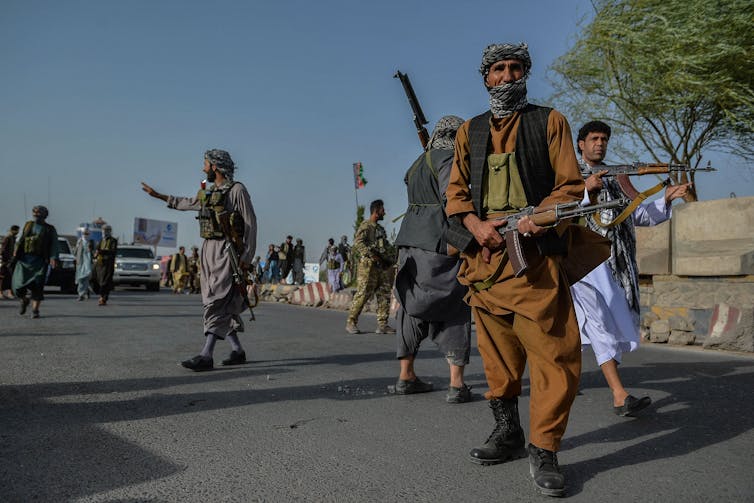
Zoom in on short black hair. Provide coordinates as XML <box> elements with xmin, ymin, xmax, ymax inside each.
<box><xmin>576</xmin><ymin>121</ymin><xmax>611</xmax><ymax>154</ymax></box>
<box><xmin>10</xmin><ymin>225</ymin><xmax>19</xmax><ymax>232</ymax></box>
<box><xmin>369</xmin><ymin>199</ymin><xmax>384</xmax><ymax>214</ymax></box>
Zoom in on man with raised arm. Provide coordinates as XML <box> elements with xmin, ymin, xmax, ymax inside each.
<box><xmin>141</xmin><ymin>149</ymin><xmax>257</xmax><ymax>371</ymax></box>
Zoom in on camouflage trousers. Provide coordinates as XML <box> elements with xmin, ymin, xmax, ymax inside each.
<box><xmin>347</xmin><ymin>259</ymin><xmax>392</xmax><ymax>326</ymax></box>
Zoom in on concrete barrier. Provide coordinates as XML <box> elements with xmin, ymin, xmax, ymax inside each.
<box><xmin>704</xmin><ymin>303</ymin><xmax>754</xmax><ymax>352</ymax></box>
<box><xmin>672</xmin><ymin>196</ymin><xmax>754</xmax><ymax>276</ymax></box>
<box><xmin>326</xmin><ymin>290</ymin><xmax>353</xmax><ymax>310</ymax></box>
<box><xmin>636</xmin><ymin>220</ymin><xmax>671</xmax><ymax>275</ymax></box>
<box><xmin>288</xmin><ymin>282</ymin><xmax>330</xmax><ymax>307</ymax></box>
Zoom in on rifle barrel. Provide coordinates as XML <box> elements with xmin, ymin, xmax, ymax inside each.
<box><xmin>393</xmin><ymin>70</ymin><xmax>428</xmax><ymax>126</ymax></box>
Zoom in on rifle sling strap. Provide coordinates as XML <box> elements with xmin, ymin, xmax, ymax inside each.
<box><xmin>593</xmin><ymin>179</ymin><xmax>668</xmax><ymax>228</ymax></box>
<box><xmin>472</xmin><ymin>249</ymin><xmax>508</xmax><ymax>292</ymax></box>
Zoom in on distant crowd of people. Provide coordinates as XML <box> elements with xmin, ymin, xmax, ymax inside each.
<box><xmin>249</xmin><ymin>234</ymin><xmax>351</xmax><ymax>291</ymax></box>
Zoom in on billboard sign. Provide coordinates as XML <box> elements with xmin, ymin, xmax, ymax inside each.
<box><xmin>133</xmin><ymin>217</ymin><xmax>178</xmax><ymax>248</ymax></box>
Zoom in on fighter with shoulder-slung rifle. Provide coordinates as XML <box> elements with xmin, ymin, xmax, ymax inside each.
<box><xmin>217</xmin><ymin>210</ymin><xmax>258</xmax><ymax>321</ymax></box>
<box><xmin>394</xmin><ymin>70</ymin><xmax>430</xmax><ymax>150</ymax></box>
<box><xmin>483</xmin><ymin>198</ymin><xmax>630</xmax><ymax>282</ymax></box>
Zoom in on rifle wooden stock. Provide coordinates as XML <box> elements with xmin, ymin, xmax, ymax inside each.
<box><xmin>417</xmin><ymin>128</ymin><xmax>430</xmax><ymax>150</ymax></box>
<box><xmin>491</xmin><ymin>198</ymin><xmax>629</xmax><ymax>277</ymax></box>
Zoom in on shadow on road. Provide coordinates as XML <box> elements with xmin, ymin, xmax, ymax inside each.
<box><xmin>562</xmin><ymin>359</ymin><xmax>754</xmax><ymax>496</ymax></box>
<box><xmin>3</xmin><ymin>351</ymin><xmax>752</xmax><ymax>500</ymax></box>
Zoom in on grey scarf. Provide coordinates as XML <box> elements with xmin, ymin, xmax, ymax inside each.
<box><xmin>488</xmin><ymin>79</ymin><xmax>529</xmax><ymax>118</ymax></box>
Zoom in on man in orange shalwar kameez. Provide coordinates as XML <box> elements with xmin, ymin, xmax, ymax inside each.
<box><xmin>445</xmin><ymin>42</ymin><xmax>609</xmax><ymax>498</ymax></box>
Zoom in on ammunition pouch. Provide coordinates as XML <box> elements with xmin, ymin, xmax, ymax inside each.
<box><xmin>23</xmin><ymin>234</ymin><xmax>41</xmax><ymax>255</ymax></box>
<box><xmin>198</xmin><ymin>206</ymin><xmax>225</xmax><ymax>240</ymax></box>
<box><xmin>19</xmin><ymin>221</ymin><xmax>52</xmax><ymax>258</ymax></box>
<box><xmin>197</xmin><ymin>185</ymin><xmax>239</xmax><ymax>241</ymax></box>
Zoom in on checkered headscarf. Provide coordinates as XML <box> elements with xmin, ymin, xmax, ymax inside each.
<box><xmin>480</xmin><ymin>43</ymin><xmax>531</xmax><ymax>118</ymax></box>
<box><xmin>204</xmin><ymin>149</ymin><xmax>236</xmax><ymax>180</ymax></box>
<box><xmin>427</xmin><ymin>115</ymin><xmax>465</xmax><ymax>151</ymax></box>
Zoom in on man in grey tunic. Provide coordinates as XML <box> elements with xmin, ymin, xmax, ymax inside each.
<box><xmin>141</xmin><ymin>149</ymin><xmax>257</xmax><ymax>371</ymax></box>
<box><xmin>392</xmin><ymin>115</ymin><xmax>473</xmax><ymax>403</ymax></box>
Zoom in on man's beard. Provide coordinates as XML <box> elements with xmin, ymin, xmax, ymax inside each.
<box><xmin>206</xmin><ymin>169</ymin><xmax>217</xmax><ymax>182</ymax></box>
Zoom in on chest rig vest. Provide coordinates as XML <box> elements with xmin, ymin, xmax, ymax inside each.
<box><xmin>196</xmin><ymin>182</ymin><xmax>243</xmax><ymax>241</ymax></box>
<box><xmin>20</xmin><ymin>221</ymin><xmax>53</xmax><ymax>258</ymax></box>
<box><xmin>467</xmin><ymin>105</ymin><xmax>567</xmax><ymax>256</ymax></box>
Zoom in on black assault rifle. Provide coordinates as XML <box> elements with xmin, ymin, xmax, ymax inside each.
<box><xmin>493</xmin><ymin>198</ymin><xmax>630</xmax><ymax>277</ymax></box>
<box><xmin>394</xmin><ymin>70</ymin><xmax>430</xmax><ymax>149</ymax></box>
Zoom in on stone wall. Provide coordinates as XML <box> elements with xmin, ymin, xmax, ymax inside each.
<box><xmin>635</xmin><ymin>196</ymin><xmax>754</xmax><ymax>351</ymax></box>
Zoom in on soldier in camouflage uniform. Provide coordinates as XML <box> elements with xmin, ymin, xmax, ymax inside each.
<box><xmin>345</xmin><ymin>199</ymin><xmax>396</xmax><ymax>334</ymax></box>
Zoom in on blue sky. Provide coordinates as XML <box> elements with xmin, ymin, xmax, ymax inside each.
<box><xmin>2</xmin><ymin>0</ymin><xmax>751</xmax><ymax>260</ymax></box>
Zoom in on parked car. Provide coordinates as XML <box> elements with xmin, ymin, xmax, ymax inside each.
<box><xmin>46</xmin><ymin>237</ymin><xmax>76</xmax><ymax>293</ymax></box>
<box><xmin>113</xmin><ymin>245</ymin><xmax>161</xmax><ymax>291</ymax></box>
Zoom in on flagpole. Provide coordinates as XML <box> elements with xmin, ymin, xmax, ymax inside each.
<box><xmin>353</xmin><ymin>162</ymin><xmax>360</xmax><ymax>212</ymax></box>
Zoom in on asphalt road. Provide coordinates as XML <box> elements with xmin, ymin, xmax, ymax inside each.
<box><xmin>1</xmin><ymin>289</ymin><xmax>753</xmax><ymax>502</ymax></box>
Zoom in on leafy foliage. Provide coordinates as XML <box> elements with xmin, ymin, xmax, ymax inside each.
<box><xmin>550</xmin><ymin>0</ymin><xmax>753</xmax><ymax>194</ymax></box>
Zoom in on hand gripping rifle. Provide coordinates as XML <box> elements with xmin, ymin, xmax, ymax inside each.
<box><xmin>491</xmin><ymin>198</ymin><xmax>630</xmax><ymax>278</ymax></box>
<box><xmin>394</xmin><ymin>70</ymin><xmax>430</xmax><ymax>149</ymax></box>
<box><xmin>218</xmin><ymin>211</ymin><xmax>258</xmax><ymax>321</ymax></box>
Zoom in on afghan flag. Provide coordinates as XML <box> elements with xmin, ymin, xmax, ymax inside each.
<box><xmin>353</xmin><ymin>162</ymin><xmax>367</xmax><ymax>189</ymax></box>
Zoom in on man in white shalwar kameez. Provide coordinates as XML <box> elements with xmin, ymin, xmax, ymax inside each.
<box><xmin>73</xmin><ymin>229</ymin><xmax>93</xmax><ymax>301</ymax></box>
<box><xmin>572</xmin><ymin>121</ymin><xmax>690</xmax><ymax>416</ymax></box>
<box><xmin>141</xmin><ymin>149</ymin><xmax>257</xmax><ymax>371</ymax></box>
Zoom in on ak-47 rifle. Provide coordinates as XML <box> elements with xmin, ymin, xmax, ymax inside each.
<box><xmin>580</xmin><ymin>161</ymin><xmax>715</xmax><ymax>200</ymax></box>
<box><xmin>492</xmin><ymin>198</ymin><xmax>630</xmax><ymax>277</ymax></box>
<box><xmin>579</xmin><ymin>160</ymin><xmax>716</xmax><ymax>178</ymax></box>
<box><xmin>394</xmin><ymin>70</ymin><xmax>430</xmax><ymax>149</ymax></box>
<box><xmin>217</xmin><ymin>211</ymin><xmax>258</xmax><ymax>321</ymax></box>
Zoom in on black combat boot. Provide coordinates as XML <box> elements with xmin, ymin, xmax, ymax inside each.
<box><xmin>469</xmin><ymin>397</ymin><xmax>526</xmax><ymax>465</ymax></box>
<box><xmin>528</xmin><ymin>443</ymin><xmax>565</xmax><ymax>497</ymax></box>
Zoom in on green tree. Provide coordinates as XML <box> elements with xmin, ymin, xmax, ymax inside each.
<box><xmin>550</xmin><ymin>0</ymin><xmax>753</xmax><ymax>198</ymax></box>
<box><xmin>353</xmin><ymin>205</ymin><xmax>365</xmax><ymax>235</ymax></box>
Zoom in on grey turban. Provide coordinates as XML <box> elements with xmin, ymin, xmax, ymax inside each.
<box><xmin>427</xmin><ymin>115</ymin><xmax>465</xmax><ymax>151</ymax></box>
<box><xmin>479</xmin><ymin>43</ymin><xmax>532</xmax><ymax>80</ymax></box>
<box><xmin>32</xmin><ymin>205</ymin><xmax>49</xmax><ymax>219</ymax></box>
<box><xmin>204</xmin><ymin>149</ymin><xmax>236</xmax><ymax>180</ymax></box>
